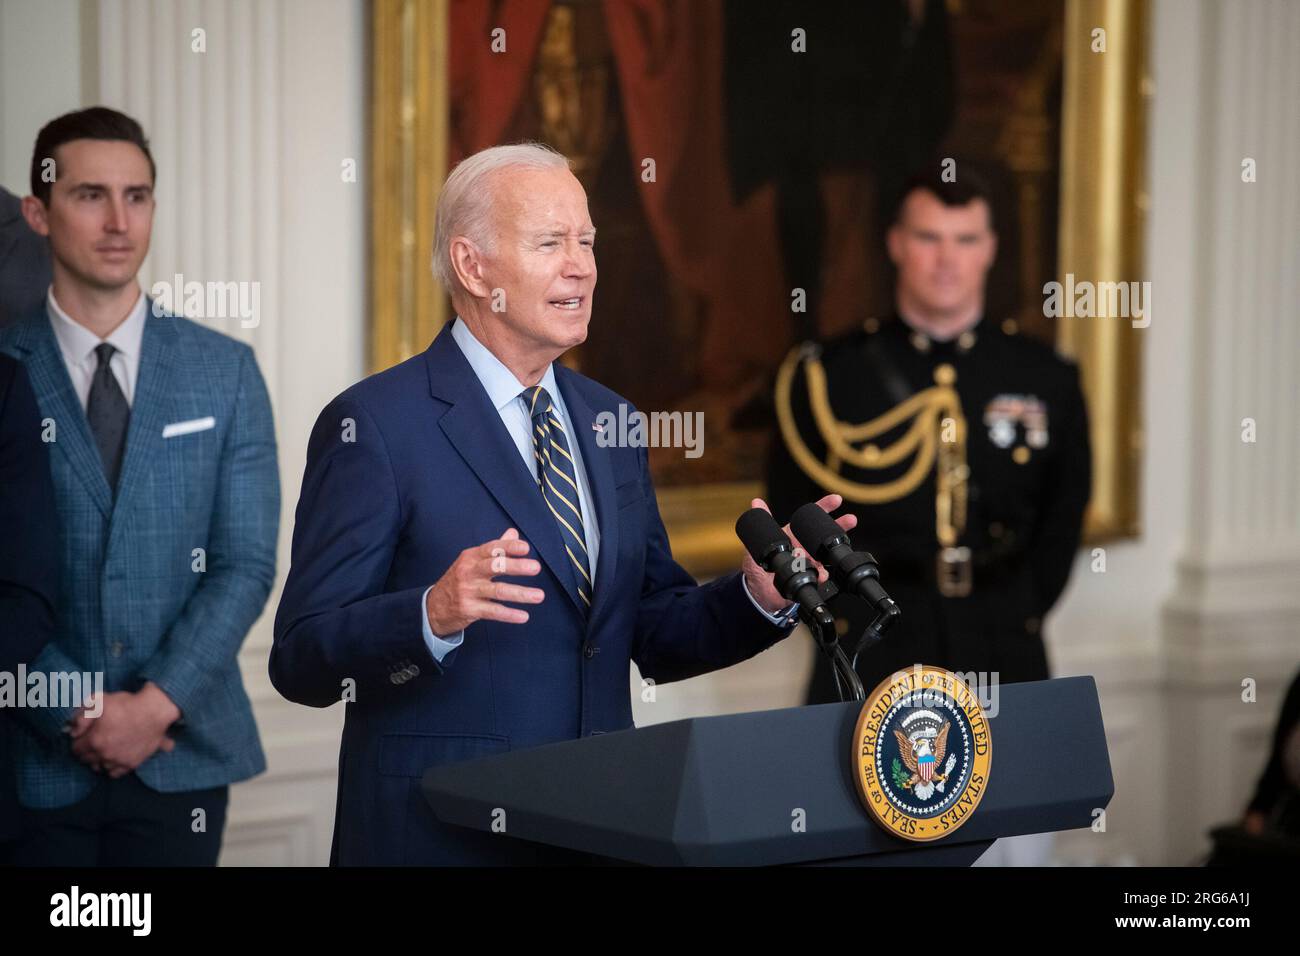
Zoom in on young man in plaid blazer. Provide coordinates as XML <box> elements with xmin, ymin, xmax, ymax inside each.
<box><xmin>0</xmin><ymin>107</ymin><xmax>279</xmax><ymax>865</ymax></box>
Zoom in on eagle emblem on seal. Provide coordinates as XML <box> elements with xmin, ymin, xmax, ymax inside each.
<box><xmin>893</xmin><ymin>710</ymin><xmax>956</xmax><ymax>800</ymax></box>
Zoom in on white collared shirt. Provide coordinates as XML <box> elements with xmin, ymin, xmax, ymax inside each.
<box><xmin>46</xmin><ymin>287</ymin><xmax>147</xmax><ymax>410</ymax></box>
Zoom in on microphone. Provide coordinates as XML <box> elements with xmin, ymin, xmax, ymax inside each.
<box><xmin>734</xmin><ymin>507</ymin><xmax>830</xmax><ymax>624</ymax></box>
<box><xmin>736</xmin><ymin>505</ymin><xmax>865</xmax><ymax>702</ymax></box>
<box><xmin>790</xmin><ymin>502</ymin><xmax>902</xmax><ymax>638</ymax></box>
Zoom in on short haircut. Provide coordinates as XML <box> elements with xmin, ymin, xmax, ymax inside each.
<box><xmin>891</xmin><ymin>165</ymin><xmax>995</xmax><ymax>231</ymax></box>
<box><xmin>30</xmin><ymin>106</ymin><xmax>156</xmax><ymax>206</ymax></box>
<box><xmin>431</xmin><ymin>142</ymin><xmax>571</xmax><ymax>291</ymax></box>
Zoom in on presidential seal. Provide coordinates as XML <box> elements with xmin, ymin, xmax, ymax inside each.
<box><xmin>852</xmin><ymin>666</ymin><xmax>991</xmax><ymax>841</ymax></box>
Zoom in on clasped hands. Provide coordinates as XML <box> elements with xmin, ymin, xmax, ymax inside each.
<box><xmin>67</xmin><ymin>682</ymin><xmax>181</xmax><ymax>779</ymax></box>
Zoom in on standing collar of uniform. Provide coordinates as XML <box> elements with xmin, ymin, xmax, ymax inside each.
<box><xmin>889</xmin><ymin>311</ymin><xmax>985</xmax><ymax>354</ymax></box>
<box><xmin>46</xmin><ymin>286</ymin><xmax>148</xmax><ymax>367</ymax></box>
<box><xmin>449</xmin><ymin>315</ymin><xmax>562</xmax><ymax>414</ymax></box>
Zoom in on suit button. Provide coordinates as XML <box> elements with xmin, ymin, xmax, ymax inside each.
<box><xmin>405</xmin><ymin>665</ymin><xmax>419</xmax><ymax>679</ymax></box>
<box><xmin>390</xmin><ymin>672</ymin><xmax>403</xmax><ymax>685</ymax></box>
<box><xmin>582</xmin><ymin>642</ymin><xmax>596</xmax><ymax>659</ymax></box>
<box><xmin>109</xmin><ymin>642</ymin><xmax>124</xmax><ymax>659</ymax></box>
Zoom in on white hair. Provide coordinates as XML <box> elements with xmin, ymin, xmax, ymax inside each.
<box><xmin>431</xmin><ymin>142</ymin><xmax>571</xmax><ymax>292</ymax></box>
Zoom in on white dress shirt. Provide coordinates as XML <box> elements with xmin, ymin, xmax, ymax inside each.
<box><xmin>46</xmin><ymin>287</ymin><xmax>148</xmax><ymax>410</ymax></box>
<box><xmin>421</xmin><ymin>317</ymin><xmax>794</xmax><ymax>663</ymax></box>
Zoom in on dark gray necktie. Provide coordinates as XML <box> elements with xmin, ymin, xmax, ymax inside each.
<box><xmin>87</xmin><ymin>342</ymin><xmax>130</xmax><ymax>492</ymax></box>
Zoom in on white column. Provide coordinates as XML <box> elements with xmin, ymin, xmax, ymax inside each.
<box><xmin>1160</xmin><ymin>0</ymin><xmax>1300</xmax><ymax>863</ymax></box>
<box><xmin>94</xmin><ymin>0</ymin><xmax>367</xmax><ymax>865</ymax></box>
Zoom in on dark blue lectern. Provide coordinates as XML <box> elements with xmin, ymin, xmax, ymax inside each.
<box><xmin>422</xmin><ymin>676</ymin><xmax>1113</xmax><ymax>865</ymax></box>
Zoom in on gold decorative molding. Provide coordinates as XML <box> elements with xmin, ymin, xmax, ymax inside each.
<box><xmin>1057</xmin><ymin>0</ymin><xmax>1148</xmax><ymax>540</ymax></box>
<box><xmin>370</xmin><ymin>0</ymin><xmax>450</xmax><ymax>374</ymax></box>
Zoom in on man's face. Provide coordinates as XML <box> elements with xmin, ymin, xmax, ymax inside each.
<box><xmin>25</xmin><ymin>139</ymin><xmax>154</xmax><ymax>293</ymax></box>
<box><xmin>887</xmin><ymin>190</ymin><xmax>996</xmax><ymax>316</ymax></box>
<box><xmin>475</xmin><ymin>165</ymin><xmax>596</xmax><ymax>354</ymax></box>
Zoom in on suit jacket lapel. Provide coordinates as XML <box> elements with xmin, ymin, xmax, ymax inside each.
<box><xmin>109</xmin><ymin>310</ymin><xmax>177</xmax><ymax>543</ymax></box>
<box><xmin>426</xmin><ymin>328</ymin><xmax>584</xmax><ymax>617</ymax></box>
<box><xmin>8</xmin><ymin>315</ymin><xmax>112</xmax><ymax>518</ymax></box>
<box><xmin>557</xmin><ymin>369</ymin><xmax>620</xmax><ymax>629</ymax></box>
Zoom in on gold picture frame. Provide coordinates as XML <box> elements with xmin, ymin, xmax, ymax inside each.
<box><xmin>369</xmin><ymin>0</ymin><xmax>449</xmax><ymax>372</ymax></box>
<box><xmin>369</xmin><ymin>0</ymin><xmax>1147</xmax><ymax>578</ymax></box>
<box><xmin>1056</xmin><ymin>0</ymin><xmax>1148</xmax><ymax>543</ymax></box>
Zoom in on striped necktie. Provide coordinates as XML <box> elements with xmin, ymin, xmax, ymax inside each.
<box><xmin>524</xmin><ymin>386</ymin><xmax>592</xmax><ymax>613</ymax></box>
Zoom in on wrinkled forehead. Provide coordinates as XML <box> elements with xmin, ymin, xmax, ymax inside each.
<box><xmin>490</xmin><ymin>166</ymin><xmax>593</xmax><ymax>234</ymax></box>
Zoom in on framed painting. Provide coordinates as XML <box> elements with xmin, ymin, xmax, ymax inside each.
<box><xmin>369</xmin><ymin>0</ymin><xmax>1146</xmax><ymax>577</ymax></box>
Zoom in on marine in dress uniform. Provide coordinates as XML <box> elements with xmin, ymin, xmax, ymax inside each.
<box><xmin>766</xmin><ymin>311</ymin><xmax>1091</xmax><ymax>703</ymax></box>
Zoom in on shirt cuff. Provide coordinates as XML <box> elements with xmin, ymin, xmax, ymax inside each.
<box><xmin>421</xmin><ymin>585</ymin><xmax>465</xmax><ymax>663</ymax></box>
<box><xmin>740</xmin><ymin>575</ymin><xmax>800</xmax><ymax>628</ymax></box>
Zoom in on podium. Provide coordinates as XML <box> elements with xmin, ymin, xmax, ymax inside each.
<box><xmin>422</xmin><ymin>676</ymin><xmax>1113</xmax><ymax>865</ymax></box>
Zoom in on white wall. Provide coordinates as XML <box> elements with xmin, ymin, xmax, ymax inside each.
<box><xmin>0</xmin><ymin>0</ymin><xmax>86</xmax><ymax>193</ymax></box>
<box><xmin>1154</xmin><ymin>0</ymin><xmax>1300</xmax><ymax>866</ymax></box>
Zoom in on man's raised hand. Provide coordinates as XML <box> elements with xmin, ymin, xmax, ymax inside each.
<box><xmin>424</xmin><ymin>528</ymin><xmax>545</xmax><ymax>634</ymax></box>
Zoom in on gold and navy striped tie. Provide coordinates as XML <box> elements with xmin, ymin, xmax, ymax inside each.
<box><xmin>525</xmin><ymin>386</ymin><xmax>592</xmax><ymax>613</ymax></box>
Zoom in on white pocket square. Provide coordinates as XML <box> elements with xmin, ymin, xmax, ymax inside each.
<box><xmin>162</xmin><ymin>416</ymin><xmax>215</xmax><ymax>438</ymax></box>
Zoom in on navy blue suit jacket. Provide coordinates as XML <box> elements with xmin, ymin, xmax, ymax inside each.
<box><xmin>0</xmin><ymin>189</ymin><xmax>51</xmax><ymax>329</ymax></box>
<box><xmin>271</xmin><ymin>324</ymin><xmax>790</xmax><ymax>865</ymax></box>
<box><xmin>0</xmin><ymin>355</ymin><xmax>58</xmax><ymax>841</ymax></box>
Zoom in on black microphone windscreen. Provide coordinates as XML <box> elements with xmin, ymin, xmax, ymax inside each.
<box><xmin>735</xmin><ymin>508</ymin><xmax>788</xmax><ymax>561</ymax></box>
<box><xmin>790</xmin><ymin>502</ymin><xmax>846</xmax><ymax>555</ymax></box>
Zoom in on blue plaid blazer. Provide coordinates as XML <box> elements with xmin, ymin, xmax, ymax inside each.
<box><xmin>0</xmin><ymin>303</ymin><xmax>278</xmax><ymax>808</ymax></box>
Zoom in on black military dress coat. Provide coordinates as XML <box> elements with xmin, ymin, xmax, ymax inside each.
<box><xmin>766</xmin><ymin>315</ymin><xmax>1091</xmax><ymax>702</ymax></box>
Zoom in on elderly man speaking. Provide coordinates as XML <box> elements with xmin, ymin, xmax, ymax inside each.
<box><xmin>272</xmin><ymin>143</ymin><xmax>853</xmax><ymax>865</ymax></box>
